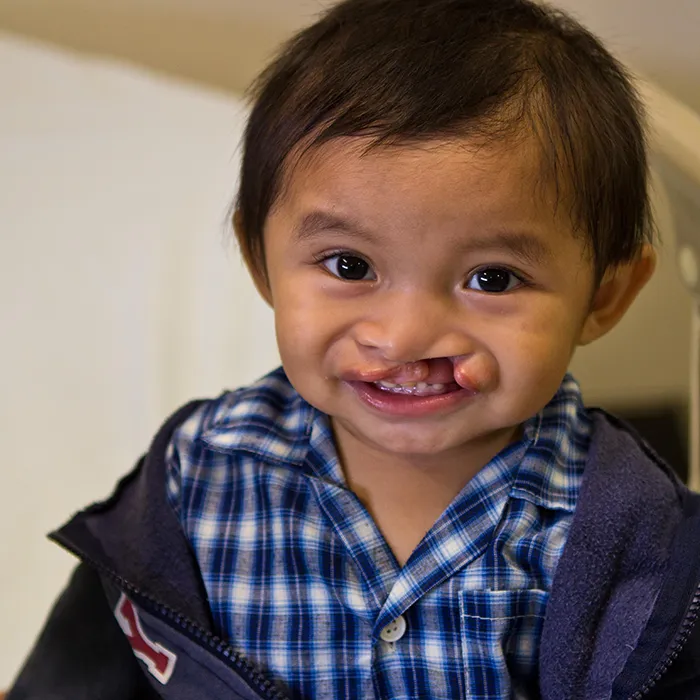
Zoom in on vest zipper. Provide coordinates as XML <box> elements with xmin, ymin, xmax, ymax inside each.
<box><xmin>65</xmin><ymin>548</ymin><xmax>290</xmax><ymax>700</ymax></box>
<box><xmin>628</xmin><ymin>584</ymin><xmax>700</xmax><ymax>699</ymax></box>
<box><xmin>144</xmin><ymin>595</ymin><xmax>289</xmax><ymax>700</ymax></box>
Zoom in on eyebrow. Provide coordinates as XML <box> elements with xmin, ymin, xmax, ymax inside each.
<box><xmin>293</xmin><ymin>210</ymin><xmax>553</xmax><ymax>267</ymax></box>
<box><xmin>461</xmin><ymin>230</ymin><xmax>554</xmax><ymax>267</ymax></box>
<box><xmin>293</xmin><ymin>211</ymin><xmax>378</xmax><ymax>243</ymax></box>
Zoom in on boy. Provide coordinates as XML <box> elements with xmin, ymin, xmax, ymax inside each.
<box><xmin>8</xmin><ymin>0</ymin><xmax>700</xmax><ymax>698</ymax></box>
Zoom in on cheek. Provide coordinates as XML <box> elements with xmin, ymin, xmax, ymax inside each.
<box><xmin>493</xmin><ymin>301</ymin><xmax>584</xmax><ymax>385</ymax></box>
<box><xmin>272</xmin><ymin>279</ymin><xmax>340</xmax><ymax>365</ymax></box>
<box><xmin>273</xmin><ymin>299</ymin><xmax>324</xmax><ymax>400</ymax></box>
<box><xmin>274</xmin><ymin>301</ymin><xmax>312</xmax><ymax>368</ymax></box>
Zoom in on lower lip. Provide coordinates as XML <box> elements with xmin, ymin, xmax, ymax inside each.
<box><xmin>346</xmin><ymin>381</ymin><xmax>478</xmax><ymax>417</ymax></box>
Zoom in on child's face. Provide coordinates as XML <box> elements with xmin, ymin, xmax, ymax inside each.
<box><xmin>256</xmin><ymin>136</ymin><xmax>597</xmax><ymax>460</ymax></box>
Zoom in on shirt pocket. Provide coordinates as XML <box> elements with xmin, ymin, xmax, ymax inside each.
<box><xmin>459</xmin><ymin>589</ymin><xmax>549</xmax><ymax>700</ymax></box>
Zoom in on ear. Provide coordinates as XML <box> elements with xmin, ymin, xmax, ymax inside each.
<box><xmin>578</xmin><ymin>244</ymin><xmax>657</xmax><ymax>346</ymax></box>
<box><xmin>233</xmin><ymin>210</ymin><xmax>273</xmax><ymax>307</ymax></box>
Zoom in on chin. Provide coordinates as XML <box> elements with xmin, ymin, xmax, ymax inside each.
<box><xmin>356</xmin><ymin>422</ymin><xmax>475</xmax><ymax>456</ymax></box>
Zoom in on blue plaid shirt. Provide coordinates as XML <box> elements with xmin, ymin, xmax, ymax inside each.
<box><xmin>166</xmin><ymin>367</ymin><xmax>591</xmax><ymax>700</ymax></box>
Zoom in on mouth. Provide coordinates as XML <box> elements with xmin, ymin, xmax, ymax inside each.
<box><xmin>339</xmin><ymin>356</ymin><xmax>482</xmax><ymax>417</ymax></box>
<box><xmin>345</xmin><ymin>378</ymin><xmax>476</xmax><ymax>417</ymax></box>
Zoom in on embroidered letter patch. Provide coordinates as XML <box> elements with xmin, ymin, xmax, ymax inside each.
<box><xmin>115</xmin><ymin>593</ymin><xmax>177</xmax><ymax>684</ymax></box>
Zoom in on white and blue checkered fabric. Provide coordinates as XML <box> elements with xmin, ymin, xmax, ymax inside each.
<box><xmin>166</xmin><ymin>367</ymin><xmax>590</xmax><ymax>700</ymax></box>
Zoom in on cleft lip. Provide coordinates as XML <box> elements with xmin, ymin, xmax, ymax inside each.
<box><xmin>450</xmin><ymin>355</ymin><xmax>482</xmax><ymax>394</ymax></box>
<box><xmin>341</xmin><ymin>357</ymin><xmax>460</xmax><ymax>386</ymax></box>
<box><xmin>340</xmin><ymin>362</ymin><xmax>427</xmax><ymax>384</ymax></box>
<box><xmin>340</xmin><ymin>366</ymin><xmax>405</xmax><ymax>383</ymax></box>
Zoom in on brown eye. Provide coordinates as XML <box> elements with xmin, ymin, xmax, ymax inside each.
<box><xmin>324</xmin><ymin>254</ymin><xmax>375</xmax><ymax>281</ymax></box>
<box><xmin>467</xmin><ymin>267</ymin><xmax>521</xmax><ymax>293</ymax></box>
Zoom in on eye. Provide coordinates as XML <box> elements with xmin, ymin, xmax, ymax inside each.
<box><xmin>322</xmin><ymin>253</ymin><xmax>375</xmax><ymax>281</ymax></box>
<box><xmin>467</xmin><ymin>267</ymin><xmax>523</xmax><ymax>293</ymax></box>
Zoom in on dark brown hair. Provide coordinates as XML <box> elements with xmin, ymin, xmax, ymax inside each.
<box><xmin>235</xmin><ymin>0</ymin><xmax>653</xmax><ymax>282</ymax></box>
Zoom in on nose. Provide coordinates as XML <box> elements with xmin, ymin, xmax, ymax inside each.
<box><xmin>353</xmin><ymin>289</ymin><xmax>463</xmax><ymax>363</ymax></box>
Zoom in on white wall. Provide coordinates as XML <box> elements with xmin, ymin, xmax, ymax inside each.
<box><xmin>0</xmin><ymin>34</ymin><xmax>277</xmax><ymax>686</ymax></box>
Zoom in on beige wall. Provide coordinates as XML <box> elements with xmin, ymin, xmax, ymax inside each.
<box><xmin>553</xmin><ymin>0</ymin><xmax>700</xmax><ymax>114</ymax></box>
<box><xmin>0</xmin><ymin>0</ymin><xmax>292</xmax><ymax>96</ymax></box>
<box><xmin>2</xmin><ymin>0</ymin><xmax>699</xmax><ymax>110</ymax></box>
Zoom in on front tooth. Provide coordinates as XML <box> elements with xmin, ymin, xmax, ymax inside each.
<box><xmin>378</xmin><ymin>380</ymin><xmax>397</xmax><ymax>388</ymax></box>
<box><xmin>416</xmin><ymin>382</ymin><xmax>428</xmax><ymax>390</ymax></box>
<box><xmin>432</xmin><ymin>383</ymin><xmax>444</xmax><ymax>391</ymax></box>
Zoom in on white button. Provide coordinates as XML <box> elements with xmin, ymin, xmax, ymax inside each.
<box><xmin>380</xmin><ymin>615</ymin><xmax>407</xmax><ymax>643</ymax></box>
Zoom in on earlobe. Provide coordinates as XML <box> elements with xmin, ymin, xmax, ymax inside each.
<box><xmin>233</xmin><ymin>210</ymin><xmax>274</xmax><ymax>307</ymax></box>
<box><xmin>578</xmin><ymin>244</ymin><xmax>657</xmax><ymax>346</ymax></box>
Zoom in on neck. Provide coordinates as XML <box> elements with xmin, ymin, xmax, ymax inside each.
<box><xmin>332</xmin><ymin>423</ymin><xmax>521</xmax><ymax>566</ymax></box>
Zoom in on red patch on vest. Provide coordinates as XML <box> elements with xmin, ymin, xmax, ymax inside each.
<box><xmin>114</xmin><ymin>593</ymin><xmax>177</xmax><ymax>684</ymax></box>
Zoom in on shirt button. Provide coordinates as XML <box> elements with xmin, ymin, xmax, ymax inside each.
<box><xmin>380</xmin><ymin>615</ymin><xmax>407</xmax><ymax>643</ymax></box>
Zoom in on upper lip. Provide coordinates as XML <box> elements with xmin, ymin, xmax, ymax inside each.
<box><xmin>341</xmin><ymin>367</ymin><xmax>407</xmax><ymax>383</ymax></box>
<box><xmin>340</xmin><ymin>358</ymin><xmax>459</xmax><ymax>385</ymax></box>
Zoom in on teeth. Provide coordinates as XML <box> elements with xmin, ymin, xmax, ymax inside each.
<box><xmin>374</xmin><ymin>380</ymin><xmax>451</xmax><ymax>396</ymax></box>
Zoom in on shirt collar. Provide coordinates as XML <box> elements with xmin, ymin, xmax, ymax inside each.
<box><xmin>510</xmin><ymin>373</ymin><xmax>591</xmax><ymax>513</ymax></box>
<box><xmin>199</xmin><ymin>367</ymin><xmax>315</xmax><ymax>468</ymax></box>
<box><xmin>200</xmin><ymin>368</ymin><xmax>590</xmax><ymax>512</ymax></box>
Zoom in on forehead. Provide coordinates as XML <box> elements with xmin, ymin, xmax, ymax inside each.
<box><xmin>272</xmin><ymin>135</ymin><xmax>565</xmax><ymax>240</ymax></box>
